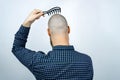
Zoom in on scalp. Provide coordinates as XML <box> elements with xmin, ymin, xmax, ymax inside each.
<box><xmin>48</xmin><ymin>14</ymin><xmax>68</xmax><ymax>34</ymax></box>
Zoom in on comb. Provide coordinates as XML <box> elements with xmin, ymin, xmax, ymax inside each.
<box><xmin>43</xmin><ymin>7</ymin><xmax>61</xmax><ymax>15</ymax></box>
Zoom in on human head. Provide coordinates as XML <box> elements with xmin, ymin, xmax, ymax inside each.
<box><xmin>47</xmin><ymin>14</ymin><xmax>70</xmax><ymax>47</ymax></box>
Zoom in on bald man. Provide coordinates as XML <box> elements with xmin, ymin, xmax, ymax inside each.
<box><xmin>12</xmin><ymin>9</ymin><xmax>93</xmax><ymax>80</ymax></box>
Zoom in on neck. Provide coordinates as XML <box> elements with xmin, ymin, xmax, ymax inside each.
<box><xmin>51</xmin><ymin>35</ymin><xmax>69</xmax><ymax>46</ymax></box>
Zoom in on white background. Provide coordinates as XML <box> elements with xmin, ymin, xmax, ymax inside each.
<box><xmin>0</xmin><ymin>0</ymin><xmax>120</xmax><ymax>80</ymax></box>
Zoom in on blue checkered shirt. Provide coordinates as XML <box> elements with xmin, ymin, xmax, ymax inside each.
<box><xmin>12</xmin><ymin>25</ymin><xmax>93</xmax><ymax>80</ymax></box>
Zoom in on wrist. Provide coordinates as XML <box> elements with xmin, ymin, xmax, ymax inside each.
<box><xmin>22</xmin><ymin>21</ymin><xmax>32</xmax><ymax>27</ymax></box>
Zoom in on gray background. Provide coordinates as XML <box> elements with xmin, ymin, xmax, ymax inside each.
<box><xmin>0</xmin><ymin>0</ymin><xmax>120</xmax><ymax>80</ymax></box>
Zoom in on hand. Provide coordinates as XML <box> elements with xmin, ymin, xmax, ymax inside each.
<box><xmin>23</xmin><ymin>9</ymin><xmax>44</xmax><ymax>27</ymax></box>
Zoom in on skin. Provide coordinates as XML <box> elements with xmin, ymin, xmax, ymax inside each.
<box><xmin>22</xmin><ymin>9</ymin><xmax>70</xmax><ymax>47</ymax></box>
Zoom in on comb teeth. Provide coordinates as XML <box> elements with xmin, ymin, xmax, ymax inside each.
<box><xmin>43</xmin><ymin>7</ymin><xmax>61</xmax><ymax>15</ymax></box>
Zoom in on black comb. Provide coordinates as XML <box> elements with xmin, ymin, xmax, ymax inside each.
<box><xmin>43</xmin><ymin>7</ymin><xmax>61</xmax><ymax>15</ymax></box>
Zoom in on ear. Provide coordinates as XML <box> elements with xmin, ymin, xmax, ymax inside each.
<box><xmin>47</xmin><ymin>28</ymin><xmax>51</xmax><ymax>36</ymax></box>
<box><xmin>68</xmin><ymin>26</ymin><xmax>70</xmax><ymax>34</ymax></box>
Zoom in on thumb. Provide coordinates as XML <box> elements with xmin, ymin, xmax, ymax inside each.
<box><xmin>35</xmin><ymin>12</ymin><xmax>44</xmax><ymax>19</ymax></box>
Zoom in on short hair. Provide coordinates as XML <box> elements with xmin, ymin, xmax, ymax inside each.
<box><xmin>48</xmin><ymin>14</ymin><xmax>68</xmax><ymax>34</ymax></box>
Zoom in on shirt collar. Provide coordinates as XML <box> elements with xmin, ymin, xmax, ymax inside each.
<box><xmin>53</xmin><ymin>45</ymin><xmax>74</xmax><ymax>50</ymax></box>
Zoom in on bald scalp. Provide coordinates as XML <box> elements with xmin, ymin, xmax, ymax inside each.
<box><xmin>48</xmin><ymin>14</ymin><xmax>68</xmax><ymax>34</ymax></box>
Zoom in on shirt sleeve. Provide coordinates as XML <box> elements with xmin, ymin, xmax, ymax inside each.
<box><xmin>88</xmin><ymin>57</ymin><xmax>94</xmax><ymax>80</ymax></box>
<box><xmin>12</xmin><ymin>25</ymin><xmax>36</xmax><ymax>71</ymax></box>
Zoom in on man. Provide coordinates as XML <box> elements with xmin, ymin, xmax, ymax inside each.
<box><xmin>12</xmin><ymin>9</ymin><xmax>93</xmax><ymax>80</ymax></box>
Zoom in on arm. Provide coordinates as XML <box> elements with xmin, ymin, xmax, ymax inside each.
<box><xmin>12</xmin><ymin>9</ymin><xmax>44</xmax><ymax>70</ymax></box>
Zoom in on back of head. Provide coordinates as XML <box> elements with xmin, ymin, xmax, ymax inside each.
<box><xmin>48</xmin><ymin>14</ymin><xmax>68</xmax><ymax>34</ymax></box>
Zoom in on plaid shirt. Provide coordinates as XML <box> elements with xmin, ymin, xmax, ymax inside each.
<box><xmin>12</xmin><ymin>25</ymin><xmax>93</xmax><ymax>80</ymax></box>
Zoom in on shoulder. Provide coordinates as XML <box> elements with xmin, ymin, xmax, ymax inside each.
<box><xmin>74</xmin><ymin>50</ymin><xmax>92</xmax><ymax>62</ymax></box>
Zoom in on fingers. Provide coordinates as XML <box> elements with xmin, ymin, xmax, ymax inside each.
<box><xmin>33</xmin><ymin>9</ymin><xmax>43</xmax><ymax>14</ymax></box>
<box><xmin>35</xmin><ymin>12</ymin><xmax>44</xmax><ymax>19</ymax></box>
<box><xmin>32</xmin><ymin>9</ymin><xmax>44</xmax><ymax>19</ymax></box>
